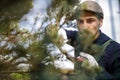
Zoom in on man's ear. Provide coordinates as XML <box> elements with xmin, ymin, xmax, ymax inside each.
<box><xmin>99</xmin><ymin>19</ymin><xmax>103</xmax><ymax>28</ymax></box>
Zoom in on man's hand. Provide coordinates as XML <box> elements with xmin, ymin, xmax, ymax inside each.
<box><xmin>77</xmin><ymin>52</ymin><xmax>98</xmax><ymax>67</ymax></box>
<box><xmin>77</xmin><ymin>52</ymin><xmax>103</xmax><ymax>75</ymax></box>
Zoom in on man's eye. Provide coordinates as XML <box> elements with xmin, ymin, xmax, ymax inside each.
<box><xmin>87</xmin><ymin>19</ymin><xmax>95</xmax><ymax>23</ymax></box>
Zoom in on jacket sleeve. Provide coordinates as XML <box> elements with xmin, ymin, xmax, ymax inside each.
<box><xmin>64</xmin><ymin>28</ymin><xmax>78</xmax><ymax>46</ymax></box>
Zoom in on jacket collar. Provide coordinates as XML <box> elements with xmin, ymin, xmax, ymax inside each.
<box><xmin>93</xmin><ymin>30</ymin><xmax>110</xmax><ymax>45</ymax></box>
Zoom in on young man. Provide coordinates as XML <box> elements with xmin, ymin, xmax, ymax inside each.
<box><xmin>64</xmin><ymin>1</ymin><xmax>120</xmax><ymax>80</ymax></box>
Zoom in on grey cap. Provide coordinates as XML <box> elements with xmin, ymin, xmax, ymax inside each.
<box><xmin>76</xmin><ymin>1</ymin><xmax>104</xmax><ymax>19</ymax></box>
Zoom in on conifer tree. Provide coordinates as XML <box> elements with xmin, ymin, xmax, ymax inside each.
<box><xmin>0</xmin><ymin>0</ymin><xmax>104</xmax><ymax>80</ymax></box>
<box><xmin>0</xmin><ymin>0</ymin><xmax>32</xmax><ymax>80</ymax></box>
<box><xmin>29</xmin><ymin>0</ymin><xmax>103</xmax><ymax>80</ymax></box>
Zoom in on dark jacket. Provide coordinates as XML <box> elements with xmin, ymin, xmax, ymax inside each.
<box><xmin>65</xmin><ymin>29</ymin><xmax>120</xmax><ymax>80</ymax></box>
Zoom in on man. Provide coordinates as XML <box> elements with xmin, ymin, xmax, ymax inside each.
<box><xmin>64</xmin><ymin>1</ymin><xmax>120</xmax><ymax>80</ymax></box>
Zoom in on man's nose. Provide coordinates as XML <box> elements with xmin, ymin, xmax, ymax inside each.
<box><xmin>83</xmin><ymin>22</ymin><xmax>88</xmax><ymax>29</ymax></box>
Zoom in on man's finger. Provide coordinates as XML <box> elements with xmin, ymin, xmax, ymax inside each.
<box><xmin>76</xmin><ymin>56</ymin><xmax>84</xmax><ymax>62</ymax></box>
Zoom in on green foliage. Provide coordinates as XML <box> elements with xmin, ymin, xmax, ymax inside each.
<box><xmin>48</xmin><ymin>0</ymin><xmax>79</xmax><ymax>24</ymax></box>
<box><xmin>77</xmin><ymin>29</ymin><xmax>103</xmax><ymax>55</ymax></box>
<box><xmin>72</xmin><ymin>29</ymin><xmax>104</xmax><ymax>80</ymax></box>
<box><xmin>0</xmin><ymin>0</ymin><xmax>104</xmax><ymax>80</ymax></box>
<box><xmin>28</xmin><ymin>0</ymin><xmax>104</xmax><ymax>80</ymax></box>
<box><xmin>10</xmin><ymin>73</ymin><xmax>30</xmax><ymax>80</ymax></box>
<box><xmin>45</xmin><ymin>24</ymin><xmax>64</xmax><ymax>47</ymax></box>
<box><xmin>81</xmin><ymin>60</ymin><xmax>103</xmax><ymax>76</ymax></box>
<box><xmin>0</xmin><ymin>24</ymin><xmax>31</xmax><ymax>80</ymax></box>
<box><xmin>0</xmin><ymin>0</ymin><xmax>33</xmax><ymax>33</ymax></box>
<box><xmin>0</xmin><ymin>0</ymin><xmax>32</xmax><ymax>80</ymax></box>
<box><xmin>28</xmin><ymin>26</ymin><xmax>104</xmax><ymax>80</ymax></box>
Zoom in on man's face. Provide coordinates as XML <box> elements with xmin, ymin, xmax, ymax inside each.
<box><xmin>77</xmin><ymin>11</ymin><xmax>103</xmax><ymax>38</ymax></box>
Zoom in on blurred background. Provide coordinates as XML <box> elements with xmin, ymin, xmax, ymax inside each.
<box><xmin>19</xmin><ymin>0</ymin><xmax>120</xmax><ymax>43</ymax></box>
<box><xmin>96</xmin><ymin>0</ymin><xmax>120</xmax><ymax>43</ymax></box>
